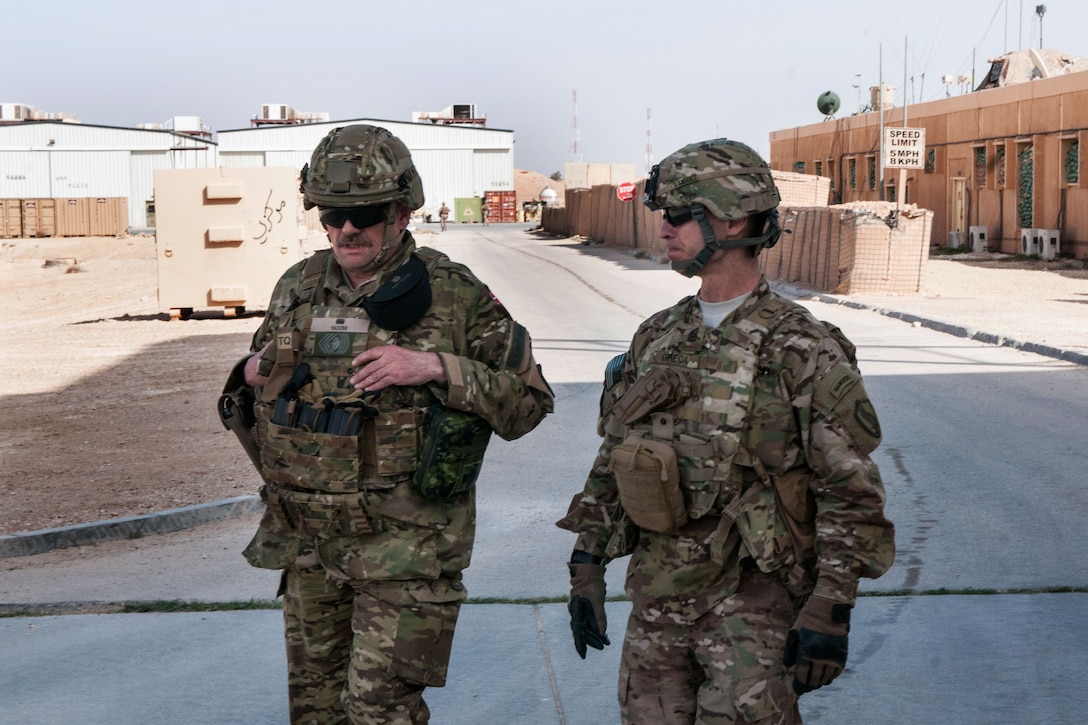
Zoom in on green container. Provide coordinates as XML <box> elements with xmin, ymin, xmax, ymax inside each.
<box><xmin>454</xmin><ymin>197</ymin><xmax>483</xmax><ymax>224</ymax></box>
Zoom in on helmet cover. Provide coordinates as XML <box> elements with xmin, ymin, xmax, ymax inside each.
<box><xmin>644</xmin><ymin>138</ymin><xmax>780</xmax><ymax>220</ymax></box>
<box><xmin>300</xmin><ymin>125</ymin><xmax>425</xmax><ymax>211</ymax></box>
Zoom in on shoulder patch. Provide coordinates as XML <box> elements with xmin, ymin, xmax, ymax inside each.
<box><xmin>814</xmin><ymin>363</ymin><xmax>882</xmax><ymax>453</ymax></box>
<box><xmin>603</xmin><ymin>353</ymin><xmax>626</xmax><ymax>391</ymax></box>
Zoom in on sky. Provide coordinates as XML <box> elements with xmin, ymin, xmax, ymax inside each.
<box><xmin>8</xmin><ymin>0</ymin><xmax>1085</xmax><ymax>176</ymax></box>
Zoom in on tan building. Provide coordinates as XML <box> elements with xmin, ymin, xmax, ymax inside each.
<box><xmin>769</xmin><ymin>49</ymin><xmax>1088</xmax><ymax>260</ymax></box>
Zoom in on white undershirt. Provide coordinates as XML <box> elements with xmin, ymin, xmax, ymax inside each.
<box><xmin>697</xmin><ymin>292</ymin><xmax>751</xmax><ymax>328</ymax></box>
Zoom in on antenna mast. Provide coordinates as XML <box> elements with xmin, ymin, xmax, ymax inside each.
<box><xmin>569</xmin><ymin>90</ymin><xmax>582</xmax><ymax>163</ymax></box>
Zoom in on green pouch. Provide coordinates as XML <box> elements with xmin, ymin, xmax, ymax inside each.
<box><xmin>413</xmin><ymin>405</ymin><xmax>492</xmax><ymax>501</ymax></box>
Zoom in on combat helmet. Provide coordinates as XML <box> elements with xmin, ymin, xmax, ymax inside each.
<box><xmin>300</xmin><ymin>125</ymin><xmax>425</xmax><ymax>211</ymax></box>
<box><xmin>644</xmin><ymin>138</ymin><xmax>782</xmax><ymax>276</ymax></box>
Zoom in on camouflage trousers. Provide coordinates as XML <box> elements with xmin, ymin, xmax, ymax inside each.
<box><xmin>282</xmin><ymin>566</ymin><xmax>464</xmax><ymax>725</ymax></box>
<box><xmin>619</xmin><ymin>569</ymin><xmax>802</xmax><ymax>725</ymax></box>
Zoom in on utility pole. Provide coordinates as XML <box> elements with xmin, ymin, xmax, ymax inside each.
<box><xmin>644</xmin><ymin>108</ymin><xmax>653</xmax><ymax>176</ymax></box>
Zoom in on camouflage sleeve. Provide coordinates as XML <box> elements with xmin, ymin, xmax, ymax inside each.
<box><xmin>429</xmin><ymin>264</ymin><xmax>554</xmax><ymax>441</ymax></box>
<box><xmin>790</xmin><ymin>334</ymin><xmax>895</xmax><ymax>604</ymax></box>
<box><xmin>555</xmin><ymin>429</ymin><xmax>633</xmax><ymax>561</ymax></box>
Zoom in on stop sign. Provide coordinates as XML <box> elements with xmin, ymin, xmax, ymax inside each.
<box><xmin>616</xmin><ymin>182</ymin><xmax>638</xmax><ymax>202</ymax></box>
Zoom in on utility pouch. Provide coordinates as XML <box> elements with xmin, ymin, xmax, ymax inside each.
<box><xmin>609</xmin><ymin>434</ymin><xmax>687</xmax><ymax>533</ymax></box>
<box><xmin>218</xmin><ymin>353</ymin><xmax>262</xmax><ymax>477</ymax></box>
<box><xmin>278</xmin><ymin>488</ymin><xmax>382</xmax><ymax>538</ymax></box>
<box><xmin>413</xmin><ymin>405</ymin><xmax>493</xmax><ymax>501</ymax></box>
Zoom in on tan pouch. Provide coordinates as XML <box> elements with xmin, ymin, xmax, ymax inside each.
<box><xmin>609</xmin><ymin>435</ymin><xmax>687</xmax><ymax>533</ymax></box>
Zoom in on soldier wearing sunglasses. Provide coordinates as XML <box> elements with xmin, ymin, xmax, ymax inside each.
<box><xmin>230</xmin><ymin>124</ymin><xmax>554</xmax><ymax>724</ymax></box>
<box><xmin>558</xmin><ymin>138</ymin><xmax>894</xmax><ymax>724</ymax></box>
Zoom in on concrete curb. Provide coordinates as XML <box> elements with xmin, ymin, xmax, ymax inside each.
<box><xmin>0</xmin><ymin>495</ymin><xmax>263</xmax><ymax>559</ymax></box>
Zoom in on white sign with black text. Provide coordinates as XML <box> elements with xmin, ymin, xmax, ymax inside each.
<box><xmin>884</xmin><ymin>127</ymin><xmax>926</xmax><ymax>169</ymax></box>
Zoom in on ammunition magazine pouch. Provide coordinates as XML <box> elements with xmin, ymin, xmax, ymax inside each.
<box><xmin>609</xmin><ymin>432</ymin><xmax>687</xmax><ymax>533</ymax></box>
<box><xmin>413</xmin><ymin>405</ymin><xmax>493</xmax><ymax>501</ymax></box>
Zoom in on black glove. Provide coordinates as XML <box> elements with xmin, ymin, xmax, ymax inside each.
<box><xmin>568</xmin><ymin>552</ymin><xmax>609</xmax><ymax>659</ymax></box>
<box><xmin>784</xmin><ymin>595</ymin><xmax>851</xmax><ymax>694</ymax></box>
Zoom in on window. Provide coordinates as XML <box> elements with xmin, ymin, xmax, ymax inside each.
<box><xmin>849</xmin><ymin>158</ymin><xmax>857</xmax><ymax>189</ymax></box>
<box><xmin>1062</xmin><ymin>137</ymin><xmax>1079</xmax><ymax>186</ymax></box>
<box><xmin>995</xmin><ymin>143</ymin><xmax>1006</xmax><ymax>187</ymax></box>
<box><xmin>1017</xmin><ymin>143</ymin><xmax>1033</xmax><ymax>229</ymax></box>
<box><xmin>925</xmin><ymin>148</ymin><xmax>935</xmax><ymax>174</ymax></box>
<box><xmin>867</xmin><ymin>156</ymin><xmax>876</xmax><ymax>190</ymax></box>
<box><xmin>974</xmin><ymin>146</ymin><xmax>987</xmax><ymax>188</ymax></box>
<box><xmin>814</xmin><ymin>160</ymin><xmax>823</xmax><ymax>177</ymax></box>
<box><xmin>827</xmin><ymin>158</ymin><xmax>836</xmax><ymax>189</ymax></box>
<box><xmin>794</xmin><ymin>161</ymin><xmax>806</xmax><ymax>173</ymax></box>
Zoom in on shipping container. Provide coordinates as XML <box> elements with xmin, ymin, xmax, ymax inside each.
<box><xmin>55</xmin><ymin>198</ymin><xmax>90</xmax><ymax>237</ymax></box>
<box><xmin>21</xmin><ymin>199</ymin><xmax>56</xmax><ymax>237</ymax></box>
<box><xmin>454</xmin><ymin>197</ymin><xmax>482</xmax><ymax>223</ymax></box>
<box><xmin>0</xmin><ymin>199</ymin><xmax>21</xmax><ymax>237</ymax></box>
<box><xmin>484</xmin><ymin>190</ymin><xmax>517</xmax><ymax>223</ymax></box>
<box><xmin>89</xmin><ymin>197</ymin><xmax>128</xmax><ymax>236</ymax></box>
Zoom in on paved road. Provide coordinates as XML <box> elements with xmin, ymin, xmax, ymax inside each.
<box><xmin>3</xmin><ymin>223</ymin><xmax>1088</xmax><ymax>724</ymax></box>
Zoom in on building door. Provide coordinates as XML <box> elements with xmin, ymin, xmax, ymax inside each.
<box><xmin>950</xmin><ymin>177</ymin><xmax>967</xmax><ymax>235</ymax></box>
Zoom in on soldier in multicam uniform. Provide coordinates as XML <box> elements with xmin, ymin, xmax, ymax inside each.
<box><xmin>231</xmin><ymin>125</ymin><xmax>554</xmax><ymax>724</ymax></box>
<box><xmin>556</xmin><ymin>138</ymin><xmax>894</xmax><ymax>724</ymax></box>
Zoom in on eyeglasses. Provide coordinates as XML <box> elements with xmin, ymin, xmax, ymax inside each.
<box><xmin>663</xmin><ymin>207</ymin><xmax>695</xmax><ymax>227</ymax></box>
<box><xmin>320</xmin><ymin>206</ymin><xmax>388</xmax><ymax>230</ymax></box>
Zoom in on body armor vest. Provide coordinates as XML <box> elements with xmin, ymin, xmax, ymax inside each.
<box><xmin>615</xmin><ymin>294</ymin><xmax>793</xmax><ymax>521</ymax></box>
<box><xmin>255</xmin><ymin>249</ymin><xmax>444</xmax><ymax>513</ymax></box>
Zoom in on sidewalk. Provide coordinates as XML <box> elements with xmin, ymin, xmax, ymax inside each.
<box><xmin>3</xmin><ymin>258</ymin><xmax>1088</xmax><ymax>724</ymax></box>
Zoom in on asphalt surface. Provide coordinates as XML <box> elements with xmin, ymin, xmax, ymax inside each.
<box><xmin>3</xmin><ymin>236</ymin><xmax>1087</xmax><ymax>725</ymax></box>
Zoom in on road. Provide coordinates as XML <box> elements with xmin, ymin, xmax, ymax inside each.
<box><xmin>3</xmin><ymin>222</ymin><xmax>1088</xmax><ymax>724</ymax></box>
<box><xmin>425</xmin><ymin>224</ymin><xmax>1088</xmax><ymax>598</ymax></box>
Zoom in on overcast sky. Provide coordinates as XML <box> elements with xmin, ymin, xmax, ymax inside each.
<box><xmin>9</xmin><ymin>0</ymin><xmax>1082</xmax><ymax>175</ymax></box>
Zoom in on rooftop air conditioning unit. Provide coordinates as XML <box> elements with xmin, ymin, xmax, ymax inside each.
<box><xmin>1039</xmin><ymin>229</ymin><xmax>1061</xmax><ymax>260</ymax></box>
<box><xmin>968</xmin><ymin>226</ymin><xmax>988</xmax><ymax>253</ymax></box>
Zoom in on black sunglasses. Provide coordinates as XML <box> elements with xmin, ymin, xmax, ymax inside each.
<box><xmin>663</xmin><ymin>207</ymin><xmax>695</xmax><ymax>227</ymax></box>
<box><xmin>320</xmin><ymin>206</ymin><xmax>388</xmax><ymax>230</ymax></box>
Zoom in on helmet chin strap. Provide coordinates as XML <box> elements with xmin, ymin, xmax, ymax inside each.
<box><xmin>672</xmin><ymin>205</ymin><xmax>782</xmax><ymax>277</ymax></box>
<box><xmin>364</xmin><ymin>205</ymin><xmax>408</xmax><ymax>273</ymax></box>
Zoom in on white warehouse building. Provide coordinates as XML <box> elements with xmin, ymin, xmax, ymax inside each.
<box><xmin>0</xmin><ymin>116</ymin><xmax>514</xmax><ymax>229</ymax></box>
<box><xmin>216</xmin><ymin>118</ymin><xmax>514</xmax><ymax>222</ymax></box>
<box><xmin>0</xmin><ymin>121</ymin><xmax>216</xmax><ymax>228</ymax></box>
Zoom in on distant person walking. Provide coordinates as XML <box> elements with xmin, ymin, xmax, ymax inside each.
<box><xmin>438</xmin><ymin>202</ymin><xmax>450</xmax><ymax>231</ymax></box>
<box><xmin>481</xmin><ymin>201</ymin><xmax>490</xmax><ymax>227</ymax></box>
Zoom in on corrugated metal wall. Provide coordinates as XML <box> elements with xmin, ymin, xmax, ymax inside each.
<box><xmin>217</xmin><ymin>118</ymin><xmax>514</xmax><ymax>221</ymax></box>
<box><xmin>0</xmin><ymin>122</ymin><xmax>219</xmax><ymax>227</ymax></box>
<box><xmin>219</xmin><ymin>152</ymin><xmax>267</xmax><ymax>168</ymax></box>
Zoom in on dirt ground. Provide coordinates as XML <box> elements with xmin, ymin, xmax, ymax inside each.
<box><xmin>1</xmin><ymin>230</ymin><xmax>1086</xmax><ymax>537</ymax></box>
